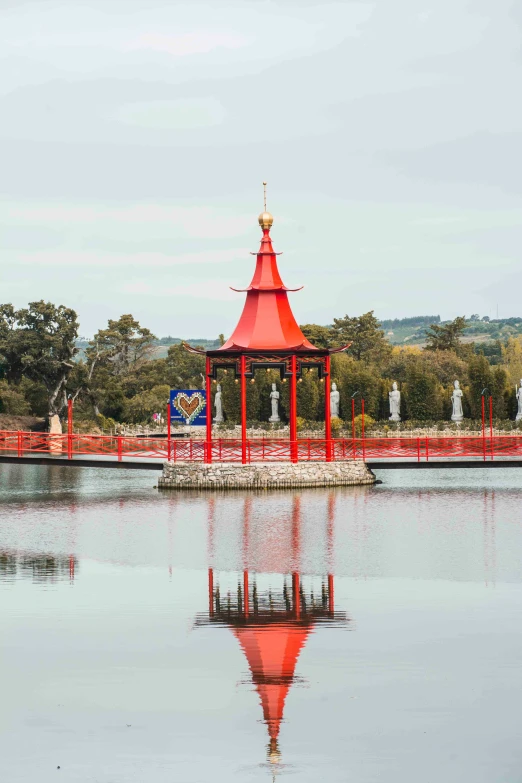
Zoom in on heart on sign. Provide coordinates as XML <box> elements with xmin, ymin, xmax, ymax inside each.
<box><xmin>173</xmin><ymin>392</ymin><xmax>206</xmax><ymax>424</ymax></box>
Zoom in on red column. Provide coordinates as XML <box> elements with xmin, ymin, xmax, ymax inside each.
<box><xmin>292</xmin><ymin>572</ymin><xmax>301</xmax><ymax>619</ymax></box>
<box><xmin>241</xmin><ymin>354</ymin><xmax>247</xmax><ymax>464</ymax></box>
<box><xmin>208</xmin><ymin>568</ymin><xmax>214</xmax><ymax>617</ymax></box>
<box><xmin>243</xmin><ymin>571</ymin><xmax>249</xmax><ymax>619</ymax></box>
<box><xmin>67</xmin><ymin>397</ymin><xmax>73</xmax><ymax>460</ymax></box>
<box><xmin>328</xmin><ymin>574</ymin><xmax>334</xmax><ymax>616</ymax></box>
<box><xmin>489</xmin><ymin>395</ymin><xmax>494</xmax><ymax>461</ymax></box>
<box><xmin>290</xmin><ymin>355</ymin><xmax>298</xmax><ymax>463</ymax></box>
<box><xmin>351</xmin><ymin>397</ymin><xmax>356</xmax><ymax>459</ymax></box>
<box><xmin>325</xmin><ymin>355</ymin><xmax>332</xmax><ymax>462</ymax></box>
<box><xmin>327</xmin><ymin>492</ymin><xmax>335</xmax><ymax>615</ymax></box>
<box><xmin>166</xmin><ymin>401</ymin><xmax>171</xmax><ymax>461</ymax></box>
<box><xmin>205</xmin><ymin>356</ymin><xmax>212</xmax><ymax>464</ymax></box>
<box><xmin>361</xmin><ymin>398</ymin><xmax>366</xmax><ymax>462</ymax></box>
<box><xmin>481</xmin><ymin>395</ymin><xmax>486</xmax><ymax>461</ymax></box>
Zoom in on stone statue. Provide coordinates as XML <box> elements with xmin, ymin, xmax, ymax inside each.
<box><xmin>389</xmin><ymin>382</ymin><xmax>401</xmax><ymax>422</ymax></box>
<box><xmin>213</xmin><ymin>384</ymin><xmax>224</xmax><ymax>423</ymax></box>
<box><xmin>516</xmin><ymin>380</ymin><xmax>522</xmax><ymax>421</ymax></box>
<box><xmin>49</xmin><ymin>413</ymin><xmax>63</xmax><ymax>454</ymax></box>
<box><xmin>451</xmin><ymin>380</ymin><xmax>464</xmax><ymax>422</ymax></box>
<box><xmin>330</xmin><ymin>382</ymin><xmax>340</xmax><ymax>418</ymax></box>
<box><xmin>269</xmin><ymin>383</ymin><xmax>280</xmax><ymax>422</ymax></box>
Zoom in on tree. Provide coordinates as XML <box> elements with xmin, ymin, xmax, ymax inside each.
<box><xmin>467</xmin><ymin>354</ymin><xmax>493</xmax><ymax>418</ymax></box>
<box><xmin>424</xmin><ymin>316</ymin><xmax>467</xmax><ymax>352</ymax></box>
<box><xmin>501</xmin><ymin>337</ymin><xmax>522</xmax><ymax>385</ymax></box>
<box><xmin>404</xmin><ymin>366</ymin><xmax>442</xmax><ymax>420</ymax></box>
<box><xmin>89</xmin><ymin>314</ymin><xmax>156</xmax><ymax>376</ymax></box>
<box><xmin>297</xmin><ymin>369</ymin><xmax>320</xmax><ymax>421</ymax></box>
<box><xmin>166</xmin><ymin>343</ymin><xmax>205</xmax><ymax>388</ymax></box>
<box><xmin>0</xmin><ymin>304</ymin><xmax>21</xmax><ymax>381</ymax></box>
<box><xmin>300</xmin><ymin>324</ymin><xmax>335</xmax><ymax>349</ymax></box>
<box><xmin>331</xmin><ymin>311</ymin><xmax>391</xmax><ymax>363</ymax></box>
<box><xmin>331</xmin><ymin>353</ymin><xmax>384</xmax><ymax>420</ymax></box>
<box><xmin>81</xmin><ymin>315</ymin><xmax>157</xmax><ymax>418</ymax></box>
<box><xmin>0</xmin><ymin>380</ymin><xmax>30</xmax><ymax>415</ymax></box>
<box><xmin>0</xmin><ymin>301</ymin><xmax>79</xmax><ymax>418</ymax></box>
<box><xmin>123</xmin><ymin>385</ymin><xmax>171</xmax><ymax>423</ymax></box>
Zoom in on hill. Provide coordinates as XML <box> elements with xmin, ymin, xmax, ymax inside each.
<box><xmin>382</xmin><ymin>316</ymin><xmax>522</xmax><ymax>347</ymax></box>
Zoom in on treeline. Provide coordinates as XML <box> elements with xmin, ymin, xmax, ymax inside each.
<box><xmin>379</xmin><ymin>315</ymin><xmax>440</xmax><ymax>330</ymax></box>
<box><xmin>2</xmin><ymin>303</ymin><xmax>522</xmax><ymax>428</ymax></box>
<box><xmin>154</xmin><ymin>336</ymin><xmax>222</xmax><ymax>348</ymax></box>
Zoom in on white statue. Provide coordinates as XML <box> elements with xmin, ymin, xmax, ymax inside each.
<box><xmin>516</xmin><ymin>380</ymin><xmax>522</xmax><ymax>421</ymax></box>
<box><xmin>330</xmin><ymin>382</ymin><xmax>340</xmax><ymax>418</ymax></box>
<box><xmin>213</xmin><ymin>384</ymin><xmax>224</xmax><ymax>423</ymax></box>
<box><xmin>451</xmin><ymin>380</ymin><xmax>464</xmax><ymax>422</ymax></box>
<box><xmin>269</xmin><ymin>383</ymin><xmax>280</xmax><ymax>422</ymax></box>
<box><xmin>389</xmin><ymin>382</ymin><xmax>401</xmax><ymax>422</ymax></box>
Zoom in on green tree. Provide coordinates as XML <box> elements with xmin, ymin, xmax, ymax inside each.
<box><xmin>219</xmin><ymin>372</ymin><xmax>241</xmax><ymax>423</ymax></box>
<box><xmin>467</xmin><ymin>354</ymin><xmax>493</xmax><ymax>418</ymax></box>
<box><xmin>297</xmin><ymin>369</ymin><xmax>320</xmax><ymax>421</ymax></box>
<box><xmin>81</xmin><ymin>315</ymin><xmax>157</xmax><ymax>418</ymax></box>
<box><xmin>0</xmin><ymin>301</ymin><xmax>79</xmax><ymax>417</ymax></box>
<box><xmin>491</xmin><ymin>366</ymin><xmax>509</xmax><ymax>419</ymax></box>
<box><xmin>166</xmin><ymin>343</ymin><xmax>205</xmax><ymax>388</ymax></box>
<box><xmin>424</xmin><ymin>316</ymin><xmax>467</xmax><ymax>352</ymax></box>
<box><xmin>331</xmin><ymin>311</ymin><xmax>391</xmax><ymax>363</ymax></box>
<box><xmin>403</xmin><ymin>366</ymin><xmax>442</xmax><ymax>420</ymax></box>
<box><xmin>0</xmin><ymin>380</ymin><xmax>30</xmax><ymax>415</ymax></box>
<box><xmin>300</xmin><ymin>324</ymin><xmax>335</xmax><ymax>349</ymax></box>
<box><xmin>332</xmin><ymin>354</ymin><xmax>383</xmax><ymax>420</ymax></box>
<box><xmin>89</xmin><ymin>314</ymin><xmax>156</xmax><ymax>376</ymax></box>
<box><xmin>123</xmin><ymin>385</ymin><xmax>171</xmax><ymax>423</ymax></box>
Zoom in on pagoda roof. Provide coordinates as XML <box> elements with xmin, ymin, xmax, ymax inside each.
<box><xmin>219</xmin><ymin>214</ymin><xmax>319</xmax><ymax>353</ymax></box>
<box><xmin>233</xmin><ymin>623</ymin><xmax>312</xmax><ymax>743</ymax></box>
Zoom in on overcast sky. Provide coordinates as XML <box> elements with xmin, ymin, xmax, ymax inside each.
<box><xmin>1</xmin><ymin>0</ymin><xmax>521</xmax><ymax>338</ymax></box>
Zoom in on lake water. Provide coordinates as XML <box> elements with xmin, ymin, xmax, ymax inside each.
<box><xmin>1</xmin><ymin>464</ymin><xmax>522</xmax><ymax>782</ymax></box>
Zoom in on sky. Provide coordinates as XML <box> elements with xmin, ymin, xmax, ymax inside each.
<box><xmin>0</xmin><ymin>0</ymin><xmax>521</xmax><ymax>339</ymax></box>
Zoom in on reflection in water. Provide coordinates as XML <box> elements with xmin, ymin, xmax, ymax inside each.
<box><xmin>2</xmin><ymin>467</ymin><xmax>522</xmax><ymax>781</ymax></box>
<box><xmin>196</xmin><ymin>495</ymin><xmax>348</xmax><ymax>776</ymax></box>
<box><xmin>0</xmin><ymin>549</ymin><xmax>77</xmax><ymax>583</ymax></box>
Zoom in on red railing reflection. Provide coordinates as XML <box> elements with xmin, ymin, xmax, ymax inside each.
<box><xmin>1</xmin><ymin>430</ymin><xmax>521</xmax><ymax>462</ymax></box>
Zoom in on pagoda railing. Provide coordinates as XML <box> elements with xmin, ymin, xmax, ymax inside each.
<box><xmin>1</xmin><ymin>430</ymin><xmax>522</xmax><ymax>462</ymax></box>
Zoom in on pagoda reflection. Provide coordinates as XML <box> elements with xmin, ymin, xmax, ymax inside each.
<box><xmin>196</xmin><ymin>493</ymin><xmax>348</xmax><ymax>775</ymax></box>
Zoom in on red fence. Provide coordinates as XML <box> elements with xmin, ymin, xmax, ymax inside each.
<box><xmin>1</xmin><ymin>430</ymin><xmax>522</xmax><ymax>463</ymax></box>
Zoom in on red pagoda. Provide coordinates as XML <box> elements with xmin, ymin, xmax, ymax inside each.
<box><xmin>185</xmin><ymin>185</ymin><xmax>348</xmax><ymax>464</ymax></box>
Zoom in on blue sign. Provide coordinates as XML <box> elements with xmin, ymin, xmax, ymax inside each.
<box><xmin>170</xmin><ymin>389</ymin><xmax>207</xmax><ymax>425</ymax></box>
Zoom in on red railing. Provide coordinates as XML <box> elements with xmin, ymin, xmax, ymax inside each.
<box><xmin>2</xmin><ymin>430</ymin><xmax>522</xmax><ymax>463</ymax></box>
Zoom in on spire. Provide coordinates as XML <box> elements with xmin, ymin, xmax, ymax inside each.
<box><xmin>258</xmin><ymin>181</ymin><xmax>273</xmax><ymax>230</ymax></box>
<box><xmin>219</xmin><ymin>185</ymin><xmax>319</xmax><ymax>352</ymax></box>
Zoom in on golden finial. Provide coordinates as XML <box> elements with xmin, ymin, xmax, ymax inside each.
<box><xmin>258</xmin><ymin>181</ymin><xmax>273</xmax><ymax>229</ymax></box>
<box><xmin>267</xmin><ymin>738</ymin><xmax>281</xmax><ymax>778</ymax></box>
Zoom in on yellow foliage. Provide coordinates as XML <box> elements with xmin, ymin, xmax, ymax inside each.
<box><xmin>330</xmin><ymin>416</ymin><xmax>343</xmax><ymax>436</ymax></box>
<box><xmin>352</xmin><ymin>413</ymin><xmax>375</xmax><ymax>436</ymax></box>
<box><xmin>296</xmin><ymin>416</ymin><xmax>307</xmax><ymax>432</ymax></box>
<box><xmin>501</xmin><ymin>337</ymin><xmax>522</xmax><ymax>384</ymax></box>
<box><xmin>391</xmin><ymin>345</ymin><xmax>422</xmax><ymax>357</ymax></box>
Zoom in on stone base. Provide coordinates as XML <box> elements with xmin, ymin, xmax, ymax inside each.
<box><xmin>158</xmin><ymin>460</ymin><xmax>376</xmax><ymax>490</ymax></box>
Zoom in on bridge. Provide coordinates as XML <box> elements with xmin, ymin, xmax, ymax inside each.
<box><xmin>1</xmin><ymin>430</ymin><xmax>522</xmax><ymax>470</ymax></box>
